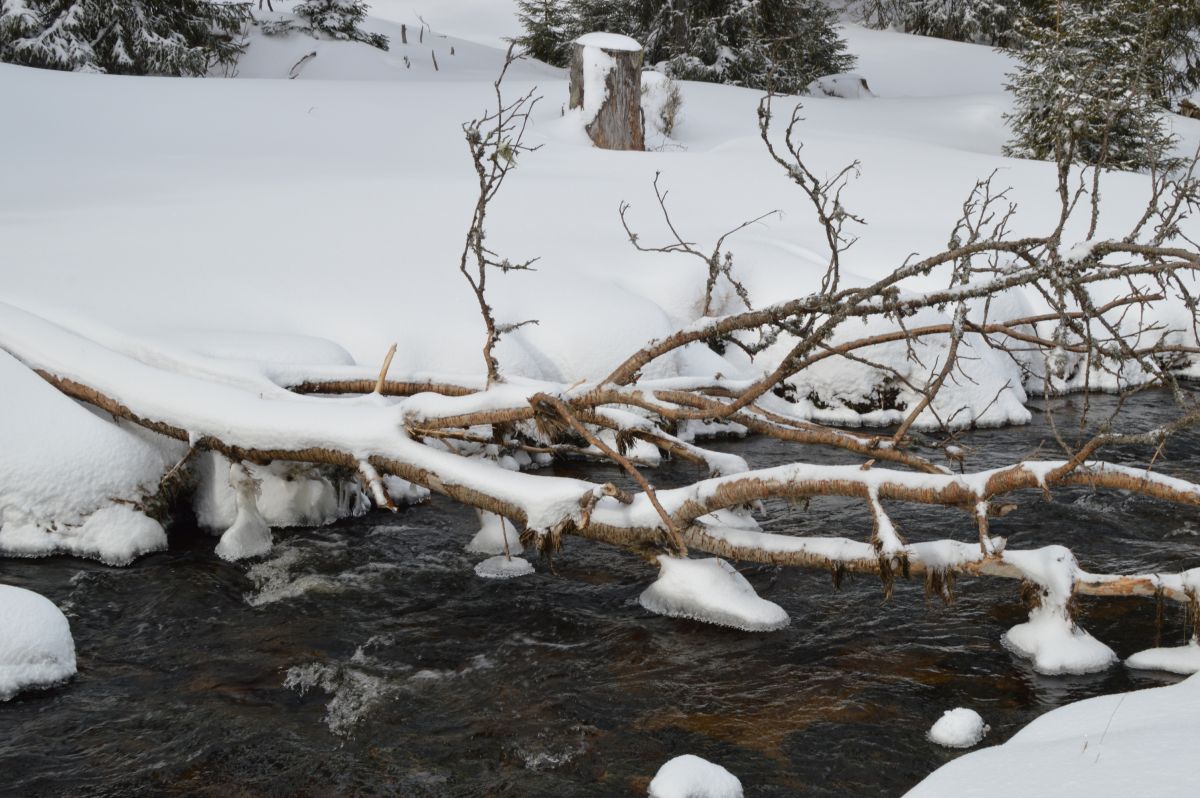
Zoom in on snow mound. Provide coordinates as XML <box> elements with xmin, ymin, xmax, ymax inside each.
<box><xmin>639</xmin><ymin>556</ymin><xmax>789</xmax><ymax>632</ymax></box>
<box><xmin>1000</xmin><ymin>546</ymin><xmax>1117</xmax><ymax>675</ymax></box>
<box><xmin>474</xmin><ymin>555</ymin><xmax>535</xmax><ymax>579</ymax></box>
<box><xmin>466</xmin><ymin>510</ymin><xmax>523</xmax><ymax>556</ymax></box>
<box><xmin>0</xmin><ymin>584</ymin><xmax>76</xmax><ymax>701</ymax></box>
<box><xmin>807</xmin><ymin>73</ymin><xmax>876</xmax><ymax>99</ymax></box>
<box><xmin>215</xmin><ymin>464</ymin><xmax>273</xmax><ymax>562</ymax></box>
<box><xmin>908</xmin><ymin>673</ymin><xmax>1200</xmax><ymax>797</ymax></box>
<box><xmin>1126</xmin><ymin>640</ymin><xmax>1200</xmax><ymax>675</ymax></box>
<box><xmin>928</xmin><ymin>707</ymin><xmax>989</xmax><ymax>749</ymax></box>
<box><xmin>648</xmin><ymin>754</ymin><xmax>743</xmax><ymax>798</ymax></box>
<box><xmin>575</xmin><ymin>32</ymin><xmax>642</xmax><ymax>52</ymax></box>
<box><xmin>0</xmin><ymin>504</ymin><xmax>167</xmax><ymax>567</ymax></box>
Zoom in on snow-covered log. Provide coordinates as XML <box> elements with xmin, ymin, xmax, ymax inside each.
<box><xmin>570</xmin><ymin>32</ymin><xmax>645</xmax><ymax>151</ymax></box>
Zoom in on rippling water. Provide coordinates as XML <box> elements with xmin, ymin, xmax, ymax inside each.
<box><xmin>2</xmin><ymin>393</ymin><xmax>1199</xmax><ymax>796</ymax></box>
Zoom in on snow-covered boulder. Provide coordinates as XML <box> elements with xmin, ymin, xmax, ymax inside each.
<box><xmin>806</xmin><ymin>73</ymin><xmax>876</xmax><ymax>99</ymax></box>
<box><xmin>648</xmin><ymin>754</ymin><xmax>743</xmax><ymax>798</ymax></box>
<box><xmin>928</xmin><ymin>707</ymin><xmax>989</xmax><ymax>748</ymax></box>
<box><xmin>639</xmin><ymin>556</ymin><xmax>789</xmax><ymax>632</ymax></box>
<box><xmin>908</xmin><ymin>673</ymin><xmax>1200</xmax><ymax>797</ymax></box>
<box><xmin>0</xmin><ymin>584</ymin><xmax>76</xmax><ymax>701</ymax></box>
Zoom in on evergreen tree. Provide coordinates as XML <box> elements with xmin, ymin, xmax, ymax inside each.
<box><xmin>0</xmin><ymin>0</ymin><xmax>251</xmax><ymax>75</ymax></box>
<box><xmin>1002</xmin><ymin>0</ymin><xmax>1175</xmax><ymax>172</ymax></box>
<box><xmin>854</xmin><ymin>0</ymin><xmax>1051</xmax><ymax>47</ymax></box>
<box><xmin>293</xmin><ymin>0</ymin><xmax>387</xmax><ymax>50</ymax></box>
<box><xmin>514</xmin><ymin>0</ymin><xmax>854</xmax><ymax>94</ymax></box>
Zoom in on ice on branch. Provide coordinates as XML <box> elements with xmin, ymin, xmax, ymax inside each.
<box><xmin>639</xmin><ymin>556</ymin><xmax>790</xmax><ymax>632</ymax></box>
<box><xmin>214</xmin><ymin>464</ymin><xmax>273</xmax><ymax>562</ymax></box>
<box><xmin>1001</xmin><ymin>546</ymin><xmax>1117</xmax><ymax>675</ymax></box>
<box><xmin>467</xmin><ymin>510</ymin><xmax>524</xmax><ymax>556</ymax></box>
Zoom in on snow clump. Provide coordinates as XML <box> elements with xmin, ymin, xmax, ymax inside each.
<box><xmin>928</xmin><ymin>707</ymin><xmax>990</xmax><ymax>748</ymax></box>
<box><xmin>474</xmin><ymin>555</ymin><xmax>535</xmax><ymax>579</ymax></box>
<box><xmin>1126</xmin><ymin>639</ymin><xmax>1200</xmax><ymax>675</ymax></box>
<box><xmin>639</xmin><ymin>556</ymin><xmax>789</xmax><ymax>632</ymax></box>
<box><xmin>648</xmin><ymin>754</ymin><xmax>743</xmax><ymax>798</ymax></box>
<box><xmin>0</xmin><ymin>584</ymin><xmax>77</xmax><ymax>701</ymax></box>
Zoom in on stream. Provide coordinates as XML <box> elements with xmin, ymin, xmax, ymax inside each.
<box><xmin>2</xmin><ymin>392</ymin><xmax>1198</xmax><ymax>796</ymax></box>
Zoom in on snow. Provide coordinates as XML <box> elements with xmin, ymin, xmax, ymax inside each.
<box><xmin>806</xmin><ymin>73</ymin><xmax>875</xmax><ymax>99</ymax></box>
<box><xmin>474</xmin><ymin>554</ymin><xmax>535</xmax><ymax>579</ymax></box>
<box><xmin>1000</xmin><ymin>546</ymin><xmax>1117</xmax><ymax>675</ymax></box>
<box><xmin>574</xmin><ymin>32</ymin><xmax>643</xmax><ymax>53</ymax></box>
<box><xmin>928</xmin><ymin>707</ymin><xmax>989</xmax><ymax>749</ymax></box>
<box><xmin>908</xmin><ymin>673</ymin><xmax>1200</xmax><ymax>797</ymax></box>
<box><xmin>639</xmin><ymin>556</ymin><xmax>790</xmax><ymax>632</ymax></box>
<box><xmin>648</xmin><ymin>754</ymin><xmax>743</xmax><ymax>798</ymax></box>
<box><xmin>0</xmin><ymin>584</ymin><xmax>76</xmax><ymax>701</ymax></box>
<box><xmin>214</xmin><ymin>463</ymin><xmax>274</xmax><ymax>561</ymax></box>
<box><xmin>1126</xmin><ymin>640</ymin><xmax>1200</xmax><ymax>676</ymax></box>
<box><xmin>466</xmin><ymin>509</ymin><xmax>523</xmax><ymax>556</ymax></box>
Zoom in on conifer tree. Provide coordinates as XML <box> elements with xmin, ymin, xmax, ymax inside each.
<box><xmin>0</xmin><ymin>0</ymin><xmax>251</xmax><ymax>75</ymax></box>
<box><xmin>293</xmin><ymin>0</ymin><xmax>387</xmax><ymax>51</ymax></box>
<box><xmin>1002</xmin><ymin>0</ymin><xmax>1175</xmax><ymax>172</ymax></box>
<box><xmin>514</xmin><ymin>0</ymin><xmax>854</xmax><ymax>94</ymax></box>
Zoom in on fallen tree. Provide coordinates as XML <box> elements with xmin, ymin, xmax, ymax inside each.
<box><xmin>4</xmin><ymin>50</ymin><xmax>1200</xmax><ymax>674</ymax></box>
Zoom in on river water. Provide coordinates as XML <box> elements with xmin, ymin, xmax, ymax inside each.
<box><xmin>2</xmin><ymin>393</ymin><xmax>1198</xmax><ymax>796</ymax></box>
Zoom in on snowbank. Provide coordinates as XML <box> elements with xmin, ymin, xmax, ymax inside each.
<box><xmin>928</xmin><ymin>707</ymin><xmax>989</xmax><ymax>748</ymax></box>
<box><xmin>907</xmin><ymin>674</ymin><xmax>1200</xmax><ymax>797</ymax></box>
<box><xmin>0</xmin><ymin>584</ymin><xmax>76</xmax><ymax>701</ymax></box>
<box><xmin>639</xmin><ymin>556</ymin><xmax>789</xmax><ymax>632</ymax></box>
<box><xmin>648</xmin><ymin>754</ymin><xmax>743</xmax><ymax>798</ymax></box>
<box><xmin>1126</xmin><ymin>640</ymin><xmax>1200</xmax><ymax>676</ymax></box>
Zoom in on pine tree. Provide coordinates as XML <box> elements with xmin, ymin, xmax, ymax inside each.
<box><xmin>1002</xmin><ymin>1</ymin><xmax>1175</xmax><ymax>172</ymax></box>
<box><xmin>293</xmin><ymin>0</ymin><xmax>387</xmax><ymax>50</ymax></box>
<box><xmin>0</xmin><ymin>0</ymin><xmax>251</xmax><ymax>75</ymax></box>
<box><xmin>854</xmin><ymin>0</ymin><xmax>1052</xmax><ymax>47</ymax></box>
<box><xmin>514</xmin><ymin>0</ymin><xmax>855</xmax><ymax>93</ymax></box>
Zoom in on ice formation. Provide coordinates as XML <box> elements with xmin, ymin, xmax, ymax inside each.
<box><xmin>474</xmin><ymin>555</ymin><xmax>535</xmax><ymax>579</ymax></box>
<box><xmin>639</xmin><ymin>556</ymin><xmax>790</xmax><ymax>632</ymax></box>
<box><xmin>648</xmin><ymin>754</ymin><xmax>743</xmax><ymax>798</ymax></box>
<box><xmin>1000</xmin><ymin>546</ymin><xmax>1117</xmax><ymax>675</ymax></box>
<box><xmin>928</xmin><ymin>707</ymin><xmax>990</xmax><ymax>748</ymax></box>
<box><xmin>214</xmin><ymin>463</ymin><xmax>273</xmax><ymax>562</ymax></box>
<box><xmin>0</xmin><ymin>584</ymin><xmax>76</xmax><ymax>701</ymax></box>
<box><xmin>466</xmin><ymin>509</ymin><xmax>523</xmax><ymax>556</ymax></box>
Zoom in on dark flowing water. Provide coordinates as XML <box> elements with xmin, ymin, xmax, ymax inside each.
<box><xmin>2</xmin><ymin>394</ymin><xmax>1199</xmax><ymax>797</ymax></box>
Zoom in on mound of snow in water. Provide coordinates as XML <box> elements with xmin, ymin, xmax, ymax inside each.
<box><xmin>215</xmin><ymin>464</ymin><xmax>273</xmax><ymax>562</ymax></box>
<box><xmin>474</xmin><ymin>555</ymin><xmax>535</xmax><ymax>579</ymax></box>
<box><xmin>1126</xmin><ymin>639</ymin><xmax>1200</xmax><ymax>675</ymax></box>
<box><xmin>928</xmin><ymin>707</ymin><xmax>989</xmax><ymax>748</ymax></box>
<box><xmin>639</xmin><ymin>556</ymin><xmax>789</xmax><ymax>632</ymax></box>
<box><xmin>0</xmin><ymin>584</ymin><xmax>76</xmax><ymax>701</ymax></box>
<box><xmin>648</xmin><ymin>754</ymin><xmax>743</xmax><ymax>798</ymax></box>
<box><xmin>1000</xmin><ymin>546</ymin><xmax>1116</xmax><ymax>675</ymax></box>
<box><xmin>0</xmin><ymin>505</ymin><xmax>166</xmax><ymax>567</ymax></box>
<box><xmin>909</xmin><ymin>673</ymin><xmax>1200</xmax><ymax>797</ymax></box>
<box><xmin>466</xmin><ymin>510</ymin><xmax>523</xmax><ymax>556</ymax></box>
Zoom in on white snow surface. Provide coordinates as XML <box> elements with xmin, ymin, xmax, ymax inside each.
<box><xmin>1126</xmin><ymin>640</ymin><xmax>1200</xmax><ymax>676</ymax></box>
<box><xmin>575</xmin><ymin>32</ymin><xmax>642</xmax><ymax>52</ymax></box>
<box><xmin>0</xmin><ymin>584</ymin><xmax>76</xmax><ymax>701</ymax></box>
<box><xmin>639</xmin><ymin>556</ymin><xmax>789</xmax><ymax>632</ymax></box>
<box><xmin>474</xmin><ymin>555</ymin><xmax>535</xmax><ymax>579</ymax></box>
<box><xmin>214</xmin><ymin>463</ymin><xmax>274</xmax><ymax>562</ymax></box>
<box><xmin>928</xmin><ymin>707</ymin><xmax>989</xmax><ymax>749</ymax></box>
<box><xmin>908</xmin><ymin>673</ymin><xmax>1200</xmax><ymax>797</ymax></box>
<box><xmin>466</xmin><ymin>510</ymin><xmax>523</xmax><ymax>556</ymax></box>
<box><xmin>648</xmin><ymin>754</ymin><xmax>744</xmax><ymax>798</ymax></box>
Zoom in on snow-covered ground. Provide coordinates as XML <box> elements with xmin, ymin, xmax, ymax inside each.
<box><xmin>3</xmin><ymin>0</ymin><xmax>1200</xmax><ymax>788</ymax></box>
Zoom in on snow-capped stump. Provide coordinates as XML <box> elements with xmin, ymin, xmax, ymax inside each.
<box><xmin>648</xmin><ymin>754</ymin><xmax>743</xmax><ymax>798</ymax></box>
<box><xmin>1126</xmin><ymin>639</ymin><xmax>1200</xmax><ymax>675</ymax></box>
<box><xmin>1000</xmin><ymin>546</ymin><xmax>1117</xmax><ymax>675</ymax></box>
<box><xmin>806</xmin><ymin>73</ymin><xmax>876</xmax><ymax>99</ymax></box>
<box><xmin>570</xmin><ymin>32</ymin><xmax>645</xmax><ymax>151</ymax></box>
<box><xmin>474</xmin><ymin>555</ymin><xmax>535</xmax><ymax>579</ymax></box>
<box><xmin>639</xmin><ymin>556</ymin><xmax>789</xmax><ymax>632</ymax></box>
<box><xmin>928</xmin><ymin>707</ymin><xmax>989</xmax><ymax>749</ymax></box>
<box><xmin>214</xmin><ymin>463</ymin><xmax>273</xmax><ymax>562</ymax></box>
<box><xmin>0</xmin><ymin>584</ymin><xmax>76</xmax><ymax>701</ymax></box>
<box><xmin>466</xmin><ymin>509</ymin><xmax>523</xmax><ymax>556</ymax></box>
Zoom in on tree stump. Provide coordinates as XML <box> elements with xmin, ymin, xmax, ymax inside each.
<box><xmin>569</xmin><ymin>32</ymin><xmax>645</xmax><ymax>151</ymax></box>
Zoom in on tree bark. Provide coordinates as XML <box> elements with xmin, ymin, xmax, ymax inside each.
<box><xmin>569</xmin><ymin>34</ymin><xmax>645</xmax><ymax>151</ymax></box>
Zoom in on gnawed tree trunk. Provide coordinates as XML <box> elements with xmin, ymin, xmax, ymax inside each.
<box><xmin>569</xmin><ymin>32</ymin><xmax>645</xmax><ymax>151</ymax></box>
